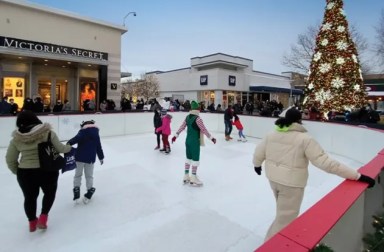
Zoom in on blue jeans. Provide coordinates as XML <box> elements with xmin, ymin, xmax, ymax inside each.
<box><xmin>224</xmin><ymin>120</ymin><xmax>232</xmax><ymax>136</ymax></box>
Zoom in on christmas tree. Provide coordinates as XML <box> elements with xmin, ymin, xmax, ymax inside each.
<box><xmin>303</xmin><ymin>0</ymin><xmax>367</xmax><ymax>118</ymax></box>
<box><xmin>362</xmin><ymin>213</ymin><xmax>384</xmax><ymax>252</ymax></box>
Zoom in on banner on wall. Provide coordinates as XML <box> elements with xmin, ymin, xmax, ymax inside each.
<box><xmin>80</xmin><ymin>81</ymin><xmax>97</xmax><ymax>111</ymax></box>
<box><xmin>229</xmin><ymin>75</ymin><xmax>236</xmax><ymax>86</ymax></box>
<box><xmin>3</xmin><ymin>77</ymin><xmax>24</xmax><ymax>109</ymax></box>
<box><xmin>200</xmin><ymin>75</ymin><xmax>208</xmax><ymax>85</ymax></box>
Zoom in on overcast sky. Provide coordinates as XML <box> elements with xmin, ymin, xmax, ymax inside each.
<box><xmin>28</xmin><ymin>0</ymin><xmax>383</xmax><ymax>77</ymax></box>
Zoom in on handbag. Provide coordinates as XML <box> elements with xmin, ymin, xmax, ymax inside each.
<box><xmin>38</xmin><ymin>132</ymin><xmax>66</xmax><ymax>171</ymax></box>
<box><xmin>62</xmin><ymin>148</ymin><xmax>77</xmax><ymax>173</ymax></box>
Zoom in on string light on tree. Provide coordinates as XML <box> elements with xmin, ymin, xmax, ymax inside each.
<box><xmin>303</xmin><ymin>0</ymin><xmax>367</xmax><ymax>117</ymax></box>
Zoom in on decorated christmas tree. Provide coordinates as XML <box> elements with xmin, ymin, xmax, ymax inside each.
<box><xmin>362</xmin><ymin>213</ymin><xmax>384</xmax><ymax>252</ymax></box>
<box><xmin>303</xmin><ymin>0</ymin><xmax>367</xmax><ymax>117</ymax></box>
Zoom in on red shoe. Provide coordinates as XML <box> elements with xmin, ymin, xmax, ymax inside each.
<box><xmin>29</xmin><ymin>219</ymin><xmax>38</xmax><ymax>232</ymax></box>
<box><xmin>37</xmin><ymin>214</ymin><xmax>48</xmax><ymax>229</ymax></box>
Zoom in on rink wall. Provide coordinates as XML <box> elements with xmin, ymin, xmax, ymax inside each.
<box><xmin>0</xmin><ymin>112</ymin><xmax>381</xmax><ymax>164</ymax></box>
<box><xmin>1</xmin><ymin>111</ymin><xmax>383</xmax><ymax>251</ymax></box>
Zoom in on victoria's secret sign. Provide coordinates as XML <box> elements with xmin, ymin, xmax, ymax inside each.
<box><xmin>0</xmin><ymin>36</ymin><xmax>108</xmax><ymax>61</ymax></box>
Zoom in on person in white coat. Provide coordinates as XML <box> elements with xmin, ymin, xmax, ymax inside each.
<box><xmin>253</xmin><ymin>107</ymin><xmax>375</xmax><ymax>241</ymax></box>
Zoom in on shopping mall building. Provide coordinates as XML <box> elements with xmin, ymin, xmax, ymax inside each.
<box><xmin>0</xmin><ymin>0</ymin><xmax>126</xmax><ymax>110</ymax></box>
<box><xmin>143</xmin><ymin>53</ymin><xmax>303</xmax><ymax>109</ymax></box>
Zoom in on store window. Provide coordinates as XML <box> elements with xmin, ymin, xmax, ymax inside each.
<box><xmin>2</xmin><ymin>77</ymin><xmax>25</xmax><ymax>109</ymax></box>
<box><xmin>80</xmin><ymin>79</ymin><xmax>97</xmax><ymax>111</ymax></box>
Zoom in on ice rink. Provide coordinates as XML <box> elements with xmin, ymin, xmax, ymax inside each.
<box><xmin>0</xmin><ymin>132</ymin><xmax>363</xmax><ymax>252</ymax></box>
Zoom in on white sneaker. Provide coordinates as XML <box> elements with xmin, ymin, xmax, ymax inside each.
<box><xmin>190</xmin><ymin>174</ymin><xmax>203</xmax><ymax>186</ymax></box>
<box><xmin>183</xmin><ymin>174</ymin><xmax>190</xmax><ymax>184</ymax></box>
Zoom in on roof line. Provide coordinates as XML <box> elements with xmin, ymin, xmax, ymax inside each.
<box><xmin>3</xmin><ymin>0</ymin><xmax>127</xmax><ymax>34</ymax></box>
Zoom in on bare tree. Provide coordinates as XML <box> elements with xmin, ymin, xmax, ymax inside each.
<box><xmin>374</xmin><ymin>10</ymin><xmax>384</xmax><ymax>70</ymax></box>
<box><xmin>135</xmin><ymin>74</ymin><xmax>160</xmax><ymax>102</ymax></box>
<box><xmin>282</xmin><ymin>24</ymin><xmax>370</xmax><ymax>74</ymax></box>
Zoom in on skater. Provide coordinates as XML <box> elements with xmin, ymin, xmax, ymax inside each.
<box><xmin>224</xmin><ymin>104</ymin><xmax>234</xmax><ymax>141</ymax></box>
<box><xmin>156</xmin><ymin>109</ymin><xmax>172</xmax><ymax>154</ymax></box>
<box><xmin>232</xmin><ymin>114</ymin><xmax>246</xmax><ymax>142</ymax></box>
<box><xmin>153</xmin><ymin>107</ymin><xmax>162</xmax><ymax>150</ymax></box>
<box><xmin>253</xmin><ymin>108</ymin><xmax>376</xmax><ymax>241</ymax></box>
<box><xmin>67</xmin><ymin>120</ymin><xmax>104</xmax><ymax>204</ymax></box>
<box><xmin>172</xmin><ymin>100</ymin><xmax>216</xmax><ymax>186</ymax></box>
<box><xmin>5</xmin><ymin>111</ymin><xmax>72</xmax><ymax>232</ymax></box>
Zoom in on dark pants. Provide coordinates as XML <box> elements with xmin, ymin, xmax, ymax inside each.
<box><xmin>156</xmin><ymin>132</ymin><xmax>161</xmax><ymax>147</ymax></box>
<box><xmin>17</xmin><ymin>168</ymin><xmax>59</xmax><ymax>221</ymax></box>
<box><xmin>224</xmin><ymin>120</ymin><xmax>233</xmax><ymax>136</ymax></box>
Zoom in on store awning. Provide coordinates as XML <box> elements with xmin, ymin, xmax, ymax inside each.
<box><xmin>368</xmin><ymin>91</ymin><xmax>384</xmax><ymax>96</ymax></box>
<box><xmin>249</xmin><ymin>86</ymin><xmax>303</xmax><ymax>95</ymax></box>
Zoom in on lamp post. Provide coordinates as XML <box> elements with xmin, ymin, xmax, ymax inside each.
<box><xmin>123</xmin><ymin>12</ymin><xmax>137</xmax><ymax>26</ymax></box>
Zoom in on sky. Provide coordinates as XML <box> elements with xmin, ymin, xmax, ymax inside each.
<box><xmin>26</xmin><ymin>0</ymin><xmax>384</xmax><ymax>78</ymax></box>
<box><xmin>0</xmin><ymin>132</ymin><xmax>362</xmax><ymax>252</ymax></box>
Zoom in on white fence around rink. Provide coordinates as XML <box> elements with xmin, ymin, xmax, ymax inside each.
<box><xmin>0</xmin><ymin>112</ymin><xmax>382</xmax><ymax>165</ymax></box>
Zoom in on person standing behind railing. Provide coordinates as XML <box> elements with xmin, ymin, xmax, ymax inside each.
<box><xmin>253</xmin><ymin>107</ymin><xmax>376</xmax><ymax>241</ymax></box>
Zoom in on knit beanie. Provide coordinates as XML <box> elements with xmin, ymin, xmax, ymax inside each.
<box><xmin>191</xmin><ymin>101</ymin><xmax>199</xmax><ymax>110</ymax></box>
<box><xmin>16</xmin><ymin>110</ymin><xmax>42</xmax><ymax>133</ymax></box>
<box><xmin>80</xmin><ymin>120</ymin><xmax>95</xmax><ymax>127</ymax></box>
<box><xmin>161</xmin><ymin>109</ymin><xmax>167</xmax><ymax>115</ymax></box>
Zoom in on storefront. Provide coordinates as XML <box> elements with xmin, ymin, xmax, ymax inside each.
<box><xmin>0</xmin><ymin>0</ymin><xmax>126</xmax><ymax>111</ymax></box>
<box><xmin>151</xmin><ymin>53</ymin><xmax>297</xmax><ymax>109</ymax></box>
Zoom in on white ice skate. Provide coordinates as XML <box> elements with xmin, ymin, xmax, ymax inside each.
<box><xmin>82</xmin><ymin>187</ymin><xmax>96</xmax><ymax>204</ymax></box>
<box><xmin>242</xmin><ymin>138</ymin><xmax>247</xmax><ymax>142</ymax></box>
<box><xmin>183</xmin><ymin>174</ymin><xmax>190</xmax><ymax>185</ymax></box>
<box><xmin>190</xmin><ymin>175</ymin><xmax>203</xmax><ymax>187</ymax></box>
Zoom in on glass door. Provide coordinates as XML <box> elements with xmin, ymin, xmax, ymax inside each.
<box><xmin>38</xmin><ymin>78</ymin><xmax>68</xmax><ymax>111</ymax></box>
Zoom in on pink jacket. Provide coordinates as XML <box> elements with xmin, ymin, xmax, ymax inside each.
<box><xmin>156</xmin><ymin>114</ymin><xmax>172</xmax><ymax>135</ymax></box>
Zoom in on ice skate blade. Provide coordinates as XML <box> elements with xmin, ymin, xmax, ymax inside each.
<box><xmin>189</xmin><ymin>183</ymin><xmax>203</xmax><ymax>187</ymax></box>
<box><xmin>83</xmin><ymin>197</ymin><xmax>91</xmax><ymax>204</ymax></box>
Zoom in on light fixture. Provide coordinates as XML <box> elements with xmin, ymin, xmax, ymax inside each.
<box><xmin>88</xmin><ymin>64</ymin><xmax>92</xmax><ymax>67</ymax></box>
<box><xmin>123</xmin><ymin>12</ymin><xmax>137</xmax><ymax>26</ymax></box>
<box><xmin>18</xmin><ymin>56</ymin><xmax>22</xmax><ymax>59</ymax></box>
<box><xmin>67</xmin><ymin>62</ymin><xmax>71</xmax><ymax>64</ymax></box>
<box><xmin>44</xmin><ymin>59</ymin><xmax>48</xmax><ymax>62</ymax></box>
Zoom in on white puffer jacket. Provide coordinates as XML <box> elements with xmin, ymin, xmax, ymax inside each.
<box><xmin>253</xmin><ymin>123</ymin><xmax>359</xmax><ymax>188</ymax></box>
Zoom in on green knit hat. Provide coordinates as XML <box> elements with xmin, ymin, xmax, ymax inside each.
<box><xmin>191</xmin><ymin>100</ymin><xmax>199</xmax><ymax>110</ymax></box>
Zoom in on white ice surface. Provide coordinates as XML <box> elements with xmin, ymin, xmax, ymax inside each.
<box><xmin>0</xmin><ymin>132</ymin><xmax>363</xmax><ymax>252</ymax></box>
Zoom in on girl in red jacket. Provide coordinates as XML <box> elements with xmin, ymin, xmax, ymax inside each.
<box><xmin>233</xmin><ymin>114</ymin><xmax>247</xmax><ymax>142</ymax></box>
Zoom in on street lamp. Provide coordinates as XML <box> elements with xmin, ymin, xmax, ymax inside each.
<box><xmin>123</xmin><ymin>12</ymin><xmax>137</xmax><ymax>26</ymax></box>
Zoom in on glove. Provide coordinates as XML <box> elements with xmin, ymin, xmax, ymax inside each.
<box><xmin>254</xmin><ymin>167</ymin><xmax>262</xmax><ymax>175</ymax></box>
<box><xmin>211</xmin><ymin>138</ymin><xmax>216</xmax><ymax>144</ymax></box>
<box><xmin>100</xmin><ymin>160</ymin><xmax>104</xmax><ymax>165</ymax></box>
<box><xmin>172</xmin><ymin>136</ymin><xmax>177</xmax><ymax>143</ymax></box>
<box><xmin>358</xmin><ymin>174</ymin><xmax>375</xmax><ymax>188</ymax></box>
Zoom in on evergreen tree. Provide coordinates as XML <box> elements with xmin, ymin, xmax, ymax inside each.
<box><xmin>363</xmin><ymin>213</ymin><xmax>384</xmax><ymax>252</ymax></box>
<box><xmin>303</xmin><ymin>0</ymin><xmax>367</xmax><ymax>117</ymax></box>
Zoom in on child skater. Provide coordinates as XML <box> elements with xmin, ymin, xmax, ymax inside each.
<box><xmin>172</xmin><ymin>100</ymin><xmax>216</xmax><ymax>186</ymax></box>
<box><xmin>156</xmin><ymin>109</ymin><xmax>172</xmax><ymax>154</ymax></box>
<box><xmin>233</xmin><ymin>114</ymin><xmax>247</xmax><ymax>142</ymax></box>
<box><xmin>67</xmin><ymin>120</ymin><xmax>104</xmax><ymax>204</ymax></box>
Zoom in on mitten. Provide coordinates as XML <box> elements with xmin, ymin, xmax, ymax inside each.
<box><xmin>211</xmin><ymin>138</ymin><xmax>216</xmax><ymax>144</ymax></box>
<box><xmin>254</xmin><ymin>167</ymin><xmax>262</xmax><ymax>175</ymax></box>
<box><xmin>172</xmin><ymin>136</ymin><xmax>177</xmax><ymax>143</ymax></box>
<box><xmin>358</xmin><ymin>174</ymin><xmax>375</xmax><ymax>188</ymax></box>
